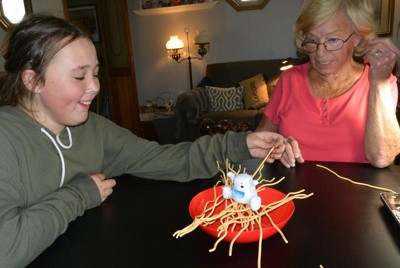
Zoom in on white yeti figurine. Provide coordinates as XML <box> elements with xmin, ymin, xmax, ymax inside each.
<box><xmin>222</xmin><ymin>172</ymin><xmax>262</xmax><ymax>211</ymax></box>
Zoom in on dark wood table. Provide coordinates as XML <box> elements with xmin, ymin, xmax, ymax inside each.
<box><xmin>28</xmin><ymin>161</ymin><xmax>400</xmax><ymax>267</ymax></box>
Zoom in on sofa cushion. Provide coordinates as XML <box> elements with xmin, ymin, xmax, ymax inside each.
<box><xmin>239</xmin><ymin>73</ymin><xmax>269</xmax><ymax>109</ymax></box>
<box><xmin>197</xmin><ymin>76</ymin><xmax>215</xmax><ymax>88</ymax></box>
<box><xmin>205</xmin><ymin>86</ymin><xmax>244</xmax><ymax>112</ymax></box>
<box><xmin>199</xmin><ymin>107</ymin><xmax>265</xmax><ymax>128</ymax></box>
<box><xmin>205</xmin><ymin>58</ymin><xmax>308</xmax><ymax>88</ymax></box>
<box><xmin>267</xmin><ymin>74</ymin><xmax>281</xmax><ymax>96</ymax></box>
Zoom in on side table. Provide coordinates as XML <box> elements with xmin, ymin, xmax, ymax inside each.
<box><xmin>139</xmin><ymin>111</ymin><xmax>179</xmax><ymax>144</ymax></box>
<box><xmin>140</xmin><ymin>120</ymin><xmax>158</xmax><ymax>142</ymax></box>
<box><xmin>153</xmin><ymin>112</ymin><xmax>180</xmax><ymax>145</ymax></box>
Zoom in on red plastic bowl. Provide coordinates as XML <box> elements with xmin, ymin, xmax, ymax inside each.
<box><xmin>189</xmin><ymin>186</ymin><xmax>295</xmax><ymax>243</ymax></box>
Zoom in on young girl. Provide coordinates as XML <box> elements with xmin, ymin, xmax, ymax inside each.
<box><xmin>0</xmin><ymin>14</ymin><xmax>284</xmax><ymax>266</ymax></box>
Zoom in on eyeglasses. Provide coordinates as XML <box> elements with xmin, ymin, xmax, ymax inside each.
<box><xmin>302</xmin><ymin>32</ymin><xmax>354</xmax><ymax>53</ymax></box>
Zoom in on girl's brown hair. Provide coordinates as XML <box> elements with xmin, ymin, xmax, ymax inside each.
<box><xmin>0</xmin><ymin>13</ymin><xmax>92</xmax><ymax>107</ymax></box>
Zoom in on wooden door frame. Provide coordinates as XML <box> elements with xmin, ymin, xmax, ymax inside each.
<box><xmin>63</xmin><ymin>0</ymin><xmax>141</xmax><ymax>136</ymax></box>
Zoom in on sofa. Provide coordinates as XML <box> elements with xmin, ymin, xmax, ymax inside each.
<box><xmin>174</xmin><ymin>57</ymin><xmax>307</xmax><ymax>140</ymax></box>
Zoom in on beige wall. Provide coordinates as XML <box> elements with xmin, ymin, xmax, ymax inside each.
<box><xmin>31</xmin><ymin>0</ymin><xmax>64</xmax><ymax>17</ymax></box>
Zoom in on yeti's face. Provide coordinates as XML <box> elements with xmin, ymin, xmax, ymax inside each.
<box><xmin>224</xmin><ymin>172</ymin><xmax>261</xmax><ymax>209</ymax></box>
<box><xmin>233</xmin><ymin>174</ymin><xmax>256</xmax><ymax>195</ymax></box>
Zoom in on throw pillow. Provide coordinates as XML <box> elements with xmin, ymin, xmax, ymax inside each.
<box><xmin>205</xmin><ymin>86</ymin><xmax>244</xmax><ymax>112</ymax></box>
<box><xmin>239</xmin><ymin>73</ymin><xmax>269</xmax><ymax>109</ymax></box>
<box><xmin>267</xmin><ymin>74</ymin><xmax>281</xmax><ymax>96</ymax></box>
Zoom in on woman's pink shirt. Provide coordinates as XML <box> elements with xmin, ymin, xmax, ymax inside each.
<box><xmin>264</xmin><ymin>62</ymin><xmax>398</xmax><ymax>163</ymax></box>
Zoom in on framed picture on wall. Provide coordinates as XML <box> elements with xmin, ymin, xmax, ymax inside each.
<box><xmin>373</xmin><ymin>0</ymin><xmax>394</xmax><ymax>36</ymax></box>
<box><xmin>68</xmin><ymin>5</ymin><xmax>100</xmax><ymax>42</ymax></box>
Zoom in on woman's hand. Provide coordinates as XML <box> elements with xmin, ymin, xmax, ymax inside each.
<box><xmin>90</xmin><ymin>173</ymin><xmax>117</xmax><ymax>202</ymax></box>
<box><xmin>246</xmin><ymin>131</ymin><xmax>285</xmax><ymax>163</ymax></box>
<box><xmin>280</xmin><ymin>136</ymin><xmax>305</xmax><ymax>168</ymax></box>
<box><xmin>364</xmin><ymin>38</ymin><xmax>400</xmax><ymax>84</ymax></box>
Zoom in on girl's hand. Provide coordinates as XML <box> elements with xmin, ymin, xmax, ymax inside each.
<box><xmin>90</xmin><ymin>173</ymin><xmax>116</xmax><ymax>202</ymax></box>
<box><xmin>246</xmin><ymin>131</ymin><xmax>285</xmax><ymax>162</ymax></box>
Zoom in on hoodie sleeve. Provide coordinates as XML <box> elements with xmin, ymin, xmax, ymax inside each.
<box><xmin>0</xmin><ymin>170</ymin><xmax>101</xmax><ymax>267</ymax></box>
<box><xmin>100</xmin><ymin>117</ymin><xmax>253</xmax><ymax>181</ymax></box>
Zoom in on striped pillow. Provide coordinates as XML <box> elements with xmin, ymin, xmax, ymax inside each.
<box><xmin>206</xmin><ymin>86</ymin><xmax>244</xmax><ymax>112</ymax></box>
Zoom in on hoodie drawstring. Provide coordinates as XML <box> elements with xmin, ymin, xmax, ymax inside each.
<box><xmin>41</xmin><ymin>127</ymin><xmax>73</xmax><ymax>188</ymax></box>
<box><xmin>56</xmin><ymin>127</ymin><xmax>72</xmax><ymax>149</ymax></box>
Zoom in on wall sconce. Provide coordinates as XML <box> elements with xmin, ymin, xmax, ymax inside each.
<box><xmin>166</xmin><ymin>27</ymin><xmax>210</xmax><ymax>89</ymax></box>
<box><xmin>166</xmin><ymin>35</ymin><xmax>184</xmax><ymax>61</ymax></box>
<box><xmin>194</xmin><ymin>30</ymin><xmax>210</xmax><ymax>57</ymax></box>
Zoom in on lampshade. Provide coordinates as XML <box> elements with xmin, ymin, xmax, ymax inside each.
<box><xmin>194</xmin><ymin>30</ymin><xmax>210</xmax><ymax>45</ymax></box>
<box><xmin>194</xmin><ymin>30</ymin><xmax>210</xmax><ymax>57</ymax></box>
<box><xmin>166</xmin><ymin>36</ymin><xmax>184</xmax><ymax>50</ymax></box>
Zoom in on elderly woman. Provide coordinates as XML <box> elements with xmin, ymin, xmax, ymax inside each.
<box><xmin>256</xmin><ymin>0</ymin><xmax>400</xmax><ymax>168</ymax></box>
